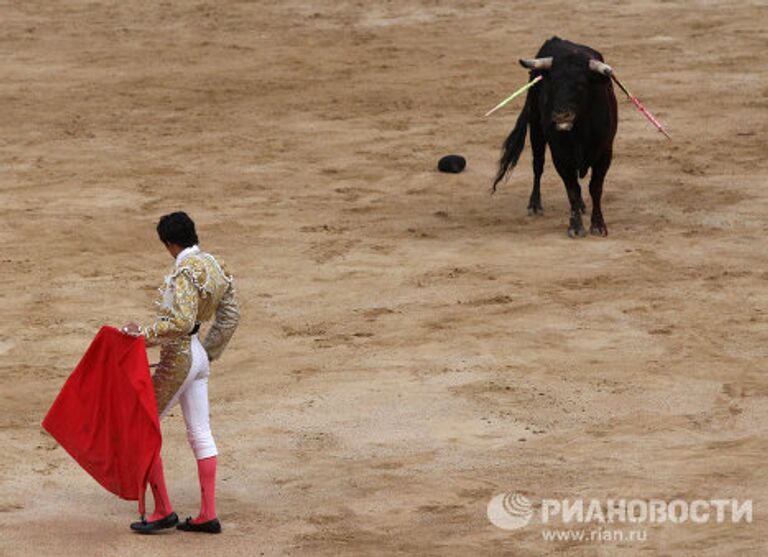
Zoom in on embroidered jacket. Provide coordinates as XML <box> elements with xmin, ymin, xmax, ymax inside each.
<box><xmin>142</xmin><ymin>245</ymin><xmax>240</xmax><ymax>411</ymax></box>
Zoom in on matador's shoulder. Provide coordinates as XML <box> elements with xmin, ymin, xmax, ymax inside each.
<box><xmin>214</xmin><ymin>256</ymin><xmax>234</xmax><ymax>281</ymax></box>
<box><xmin>173</xmin><ymin>252</ymin><xmax>232</xmax><ymax>292</ymax></box>
<box><xmin>170</xmin><ymin>256</ymin><xmax>207</xmax><ymax>288</ymax></box>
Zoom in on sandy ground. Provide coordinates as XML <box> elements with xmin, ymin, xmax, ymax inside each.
<box><xmin>1</xmin><ymin>0</ymin><xmax>767</xmax><ymax>555</ymax></box>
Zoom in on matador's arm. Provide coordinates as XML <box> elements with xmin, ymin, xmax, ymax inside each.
<box><xmin>142</xmin><ymin>270</ymin><xmax>199</xmax><ymax>345</ymax></box>
<box><xmin>202</xmin><ymin>281</ymin><xmax>240</xmax><ymax>361</ymax></box>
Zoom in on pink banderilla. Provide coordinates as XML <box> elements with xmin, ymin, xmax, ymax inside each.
<box><xmin>611</xmin><ymin>74</ymin><xmax>671</xmax><ymax>140</ymax></box>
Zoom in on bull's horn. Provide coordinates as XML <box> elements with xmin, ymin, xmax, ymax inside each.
<box><xmin>519</xmin><ymin>57</ymin><xmax>553</xmax><ymax>70</ymax></box>
<box><xmin>589</xmin><ymin>60</ymin><xmax>613</xmax><ymax>76</ymax></box>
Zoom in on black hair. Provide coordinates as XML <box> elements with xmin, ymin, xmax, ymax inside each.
<box><xmin>156</xmin><ymin>211</ymin><xmax>199</xmax><ymax>247</ymax></box>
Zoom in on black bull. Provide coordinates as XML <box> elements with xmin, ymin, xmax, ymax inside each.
<box><xmin>493</xmin><ymin>37</ymin><xmax>618</xmax><ymax>238</ymax></box>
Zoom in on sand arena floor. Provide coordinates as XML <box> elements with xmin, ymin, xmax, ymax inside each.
<box><xmin>1</xmin><ymin>0</ymin><xmax>767</xmax><ymax>555</ymax></box>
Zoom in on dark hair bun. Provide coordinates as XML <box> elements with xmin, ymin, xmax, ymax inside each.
<box><xmin>156</xmin><ymin>211</ymin><xmax>199</xmax><ymax>248</ymax></box>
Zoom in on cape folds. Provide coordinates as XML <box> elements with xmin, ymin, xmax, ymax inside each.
<box><xmin>42</xmin><ymin>326</ymin><xmax>161</xmax><ymax>514</ymax></box>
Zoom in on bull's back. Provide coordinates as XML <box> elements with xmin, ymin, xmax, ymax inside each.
<box><xmin>537</xmin><ymin>36</ymin><xmax>605</xmax><ymax>63</ymax></box>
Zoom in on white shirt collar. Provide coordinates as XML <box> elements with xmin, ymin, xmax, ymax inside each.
<box><xmin>176</xmin><ymin>244</ymin><xmax>200</xmax><ymax>265</ymax></box>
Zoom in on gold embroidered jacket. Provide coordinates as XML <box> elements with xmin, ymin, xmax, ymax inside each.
<box><xmin>142</xmin><ymin>246</ymin><xmax>240</xmax><ymax>411</ymax></box>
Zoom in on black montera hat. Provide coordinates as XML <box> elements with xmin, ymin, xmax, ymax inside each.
<box><xmin>437</xmin><ymin>155</ymin><xmax>466</xmax><ymax>174</ymax></box>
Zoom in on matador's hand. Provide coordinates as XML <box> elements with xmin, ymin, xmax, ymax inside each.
<box><xmin>121</xmin><ymin>323</ymin><xmax>143</xmax><ymax>337</ymax></box>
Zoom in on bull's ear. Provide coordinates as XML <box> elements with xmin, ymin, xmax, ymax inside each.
<box><xmin>519</xmin><ymin>57</ymin><xmax>553</xmax><ymax>70</ymax></box>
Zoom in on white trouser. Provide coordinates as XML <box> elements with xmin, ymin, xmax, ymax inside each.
<box><xmin>159</xmin><ymin>335</ymin><xmax>218</xmax><ymax>460</ymax></box>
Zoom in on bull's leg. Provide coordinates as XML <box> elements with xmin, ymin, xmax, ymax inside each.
<box><xmin>528</xmin><ymin>121</ymin><xmax>546</xmax><ymax>215</ymax></box>
<box><xmin>552</xmin><ymin>160</ymin><xmax>586</xmax><ymax>238</ymax></box>
<box><xmin>566</xmin><ymin>182</ymin><xmax>587</xmax><ymax>238</ymax></box>
<box><xmin>588</xmin><ymin>151</ymin><xmax>612</xmax><ymax>236</ymax></box>
<box><xmin>568</xmin><ymin>189</ymin><xmax>587</xmax><ymax>215</ymax></box>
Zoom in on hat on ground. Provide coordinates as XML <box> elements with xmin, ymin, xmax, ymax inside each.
<box><xmin>437</xmin><ymin>155</ymin><xmax>466</xmax><ymax>174</ymax></box>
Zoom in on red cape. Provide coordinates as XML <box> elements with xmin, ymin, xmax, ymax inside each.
<box><xmin>42</xmin><ymin>326</ymin><xmax>161</xmax><ymax>514</ymax></box>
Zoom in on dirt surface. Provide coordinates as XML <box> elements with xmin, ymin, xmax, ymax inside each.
<box><xmin>1</xmin><ymin>0</ymin><xmax>767</xmax><ymax>555</ymax></box>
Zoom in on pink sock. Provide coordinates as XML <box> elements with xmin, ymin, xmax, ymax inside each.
<box><xmin>147</xmin><ymin>455</ymin><xmax>173</xmax><ymax>521</ymax></box>
<box><xmin>192</xmin><ymin>456</ymin><xmax>217</xmax><ymax>523</ymax></box>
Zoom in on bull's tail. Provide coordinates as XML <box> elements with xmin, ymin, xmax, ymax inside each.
<box><xmin>491</xmin><ymin>99</ymin><xmax>530</xmax><ymax>193</ymax></box>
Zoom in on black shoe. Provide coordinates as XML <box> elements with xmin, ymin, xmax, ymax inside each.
<box><xmin>176</xmin><ymin>516</ymin><xmax>222</xmax><ymax>534</ymax></box>
<box><xmin>130</xmin><ymin>512</ymin><xmax>179</xmax><ymax>534</ymax></box>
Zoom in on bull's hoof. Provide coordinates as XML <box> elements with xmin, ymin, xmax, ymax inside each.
<box><xmin>568</xmin><ymin>212</ymin><xmax>585</xmax><ymax>238</ymax></box>
<box><xmin>527</xmin><ymin>205</ymin><xmax>544</xmax><ymax>216</ymax></box>
<box><xmin>590</xmin><ymin>224</ymin><xmax>608</xmax><ymax>237</ymax></box>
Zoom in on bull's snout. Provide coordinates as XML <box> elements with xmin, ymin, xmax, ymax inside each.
<box><xmin>552</xmin><ymin>111</ymin><xmax>576</xmax><ymax>132</ymax></box>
